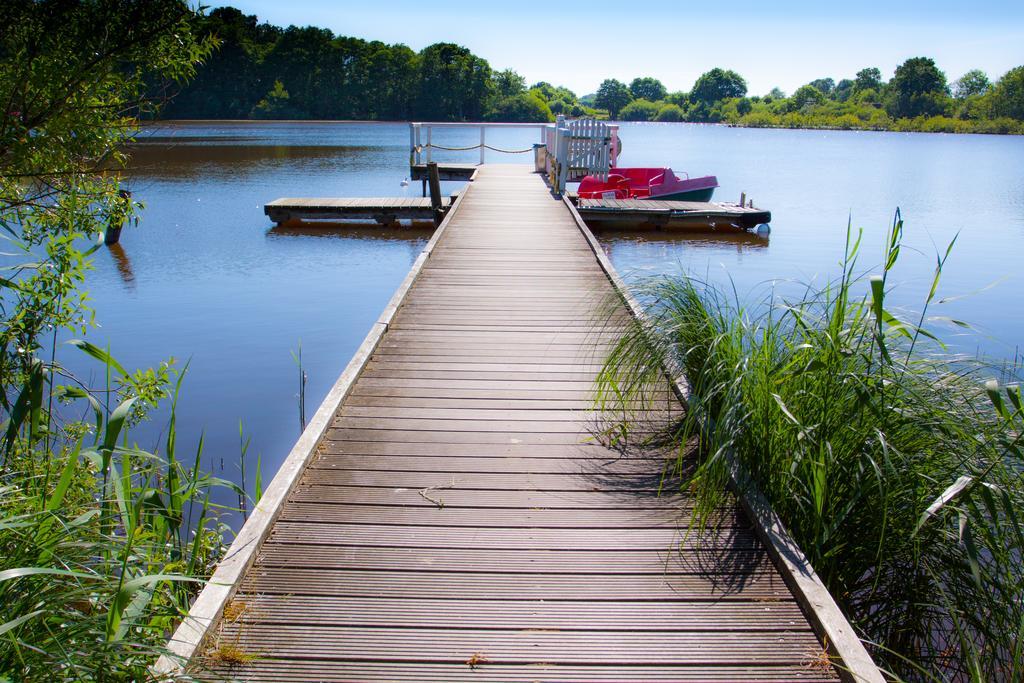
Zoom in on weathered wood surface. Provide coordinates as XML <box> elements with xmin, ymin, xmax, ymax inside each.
<box><xmin>264</xmin><ymin>196</ymin><xmax>450</xmax><ymax>225</ymax></box>
<box><xmin>192</xmin><ymin>166</ymin><xmax>842</xmax><ymax>681</ymax></box>
<box><xmin>410</xmin><ymin>162</ymin><xmax>478</xmax><ymax>181</ymax></box>
<box><xmin>575</xmin><ymin>196</ymin><xmax>772</xmax><ymax>229</ymax></box>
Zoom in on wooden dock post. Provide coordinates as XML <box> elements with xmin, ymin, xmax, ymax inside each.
<box><xmin>427</xmin><ymin>161</ymin><xmax>444</xmax><ymax>226</ymax></box>
<box><xmin>104</xmin><ymin>189</ymin><xmax>131</xmax><ymax>245</ymax></box>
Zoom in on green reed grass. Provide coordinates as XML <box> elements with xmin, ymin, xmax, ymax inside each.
<box><xmin>595</xmin><ymin>213</ymin><xmax>1024</xmax><ymax>681</ymax></box>
<box><xmin>0</xmin><ymin>343</ymin><xmax>239</xmax><ymax>681</ymax></box>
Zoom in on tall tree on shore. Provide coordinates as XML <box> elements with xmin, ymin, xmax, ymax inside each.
<box><xmin>492</xmin><ymin>69</ymin><xmax>527</xmax><ymax>99</ymax></box>
<box><xmin>629</xmin><ymin>77</ymin><xmax>667</xmax><ymax>102</ymax></box>
<box><xmin>594</xmin><ymin>79</ymin><xmax>632</xmax><ymax>119</ymax></box>
<box><xmin>418</xmin><ymin>42</ymin><xmax>491</xmax><ymax>121</ymax></box>
<box><xmin>854</xmin><ymin>67</ymin><xmax>883</xmax><ymax>93</ymax></box>
<box><xmin>952</xmin><ymin>69</ymin><xmax>991</xmax><ymax>99</ymax></box>
<box><xmin>808</xmin><ymin>77</ymin><xmax>835</xmax><ymax>95</ymax></box>
<box><xmin>162</xmin><ymin>6</ymin><xmax>276</xmax><ymax>118</ymax></box>
<box><xmin>886</xmin><ymin>57</ymin><xmax>949</xmax><ymax>118</ymax></box>
<box><xmin>691</xmin><ymin>68</ymin><xmax>747</xmax><ymax>104</ymax></box>
<box><xmin>991</xmin><ymin>66</ymin><xmax>1024</xmax><ymax>119</ymax></box>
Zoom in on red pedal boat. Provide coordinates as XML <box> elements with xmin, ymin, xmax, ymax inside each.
<box><xmin>577</xmin><ymin>167</ymin><xmax>718</xmax><ymax>202</ymax></box>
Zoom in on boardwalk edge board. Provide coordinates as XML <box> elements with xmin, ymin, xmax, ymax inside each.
<box><xmin>152</xmin><ymin>182</ymin><xmax>472</xmax><ymax>678</ymax></box>
<box><xmin>562</xmin><ymin>195</ymin><xmax>884</xmax><ymax>683</ymax></box>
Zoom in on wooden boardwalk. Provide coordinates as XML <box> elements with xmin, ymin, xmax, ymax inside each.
<box><xmin>171</xmin><ymin>165</ymin><xmax>869</xmax><ymax>681</ymax></box>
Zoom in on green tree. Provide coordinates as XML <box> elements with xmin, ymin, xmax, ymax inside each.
<box><xmin>361</xmin><ymin>41</ymin><xmax>419</xmax><ymax>119</ymax></box>
<box><xmin>833</xmin><ymin>79</ymin><xmax>855</xmax><ymax>101</ymax></box>
<box><xmin>530</xmin><ymin>82</ymin><xmax>577</xmax><ymax>103</ymax></box>
<box><xmin>595</xmin><ymin>79</ymin><xmax>632</xmax><ymax>119</ymax></box>
<box><xmin>808</xmin><ymin>77</ymin><xmax>835</xmax><ymax>95</ymax></box>
<box><xmin>252</xmin><ymin>79</ymin><xmax>298</xmax><ymax>118</ymax></box>
<box><xmin>629</xmin><ymin>77</ymin><xmax>667</xmax><ymax>102</ymax></box>
<box><xmin>492</xmin><ymin>69</ymin><xmax>526</xmax><ymax>99</ymax></box>
<box><xmin>162</xmin><ymin>7</ymin><xmax>278</xmax><ymax>118</ymax></box>
<box><xmin>952</xmin><ymin>69</ymin><xmax>991</xmax><ymax>99</ymax></box>
<box><xmin>691</xmin><ymin>68</ymin><xmax>747</xmax><ymax>104</ymax></box>
<box><xmin>417</xmin><ymin>42</ymin><xmax>492</xmax><ymax>120</ymax></box>
<box><xmin>854</xmin><ymin>67</ymin><xmax>883</xmax><ymax>93</ymax></box>
<box><xmin>886</xmin><ymin>57</ymin><xmax>949</xmax><ymax>118</ymax></box>
<box><xmin>990</xmin><ymin>66</ymin><xmax>1024</xmax><ymax>119</ymax></box>
<box><xmin>1</xmin><ymin>0</ymin><xmax>214</xmax><ymax>378</ymax></box>
<box><xmin>665</xmin><ymin>91</ymin><xmax>688</xmax><ymax>107</ymax></box>
<box><xmin>790</xmin><ymin>84</ymin><xmax>825</xmax><ymax>111</ymax></box>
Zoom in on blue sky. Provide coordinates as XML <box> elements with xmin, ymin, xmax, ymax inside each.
<box><xmin>215</xmin><ymin>0</ymin><xmax>1024</xmax><ymax>96</ymax></box>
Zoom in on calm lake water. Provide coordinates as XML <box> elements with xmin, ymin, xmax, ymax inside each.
<box><xmin>67</xmin><ymin>121</ymin><xmax>1024</xmax><ymax>524</ymax></box>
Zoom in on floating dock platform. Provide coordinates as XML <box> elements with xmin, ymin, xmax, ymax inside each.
<box><xmin>265</xmin><ymin>197</ymin><xmax>451</xmax><ymax>226</ymax></box>
<box><xmin>573</xmin><ymin>197</ymin><xmax>771</xmax><ymax>230</ymax></box>
<box><xmin>165</xmin><ymin>165</ymin><xmax>879</xmax><ymax>683</ymax></box>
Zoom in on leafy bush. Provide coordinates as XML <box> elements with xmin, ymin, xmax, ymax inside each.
<box><xmin>654</xmin><ymin>103</ymin><xmax>686</xmax><ymax>122</ymax></box>
<box><xmin>618</xmin><ymin>98</ymin><xmax>661</xmax><ymax>121</ymax></box>
<box><xmin>487</xmin><ymin>93</ymin><xmax>553</xmax><ymax>122</ymax></box>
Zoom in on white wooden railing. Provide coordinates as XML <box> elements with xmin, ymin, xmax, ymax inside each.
<box><xmin>544</xmin><ymin>115</ymin><xmax>619</xmax><ymax>194</ymax></box>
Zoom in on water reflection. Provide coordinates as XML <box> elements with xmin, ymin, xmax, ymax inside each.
<box><xmin>105</xmin><ymin>243</ymin><xmax>136</xmax><ymax>289</ymax></box>
<box><xmin>266</xmin><ymin>223</ymin><xmax>435</xmax><ymax>242</ymax></box>
<box><xmin>125</xmin><ymin>143</ymin><xmax>382</xmax><ymax>180</ymax></box>
<box><xmin>598</xmin><ymin>228</ymin><xmax>769</xmax><ymax>251</ymax></box>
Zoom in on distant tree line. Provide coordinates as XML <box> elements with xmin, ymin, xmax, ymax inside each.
<box><xmin>164</xmin><ymin>8</ymin><xmax>1023</xmax><ymax>134</ymax></box>
<box><xmin>591</xmin><ymin>59</ymin><xmax>1024</xmax><ymax>134</ymax></box>
<box><xmin>161</xmin><ymin>6</ymin><xmax>587</xmax><ymax>122</ymax></box>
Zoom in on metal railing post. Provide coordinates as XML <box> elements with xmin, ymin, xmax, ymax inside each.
<box><xmin>480</xmin><ymin>127</ymin><xmax>485</xmax><ymax>165</ymax></box>
<box><xmin>426</xmin><ymin>126</ymin><xmax>432</xmax><ymax>163</ymax></box>
<box><xmin>556</xmin><ymin>122</ymin><xmax>570</xmax><ymax>195</ymax></box>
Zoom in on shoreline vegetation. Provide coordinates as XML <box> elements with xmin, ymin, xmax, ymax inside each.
<box><xmin>595</xmin><ymin>217</ymin><xmax>1024</xmax><ymax>681</ymax></box>
<box><xmin>159</xmin><ymin>7</ymin><xmax>1024</xmax><ymax>135</ymax></box>
<box><xmin>1</xmin><ymin>2</ymin><xmax>237</xmax><ymax>679</ymax></box>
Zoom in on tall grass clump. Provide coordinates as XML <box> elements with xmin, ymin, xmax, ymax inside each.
<box><xmin>0</xmin><ymin>344</ymin><xmax>237</xmax><ymax>680</ymax></box>
<box><xmin>596</xmin><ymin>214</ymin><xmax>1023</xmax><ymax>681</ymax></box>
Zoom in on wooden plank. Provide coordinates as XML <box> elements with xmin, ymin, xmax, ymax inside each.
<box><xmin>266</xmin><ymin>522</ymin><xmax>759</xmax><ymax>550</ymax></box>
<box><xmin>207</xmin><ymin>625</ymin><xmax>824</xmax><ymax>665</ymax></box>
<box><xmin>201</xmin><ymin>661</ymin><xmax>837</xmax><ymax>683</ymax></box>
<box><xmin>241</xmin><ymin>568</ymin><xmax>792</xmax><ymax>600</ymax></box>
<box><xmin>276</xmin><ymin>502</ymin><xmax>722</xmax><ymax>527</ymax></box>
<box><xmin>229</xmin><ymin>596</ymin><xmax>808</xmax><ymax>630</ymax></box>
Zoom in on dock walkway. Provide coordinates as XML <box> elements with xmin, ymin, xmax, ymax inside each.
<box><xmin>171</xmin><ymin>165</ymin><xmax>866</xmax><ymax>681</ymax></box>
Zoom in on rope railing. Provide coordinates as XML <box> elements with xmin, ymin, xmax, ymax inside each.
<box><xmin>415</xmin><ymin>143</ymin><xmax>533</xmax><ymax>155</ymax></box>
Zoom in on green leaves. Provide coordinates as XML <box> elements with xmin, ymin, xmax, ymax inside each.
<box><xmin>106</xmin><ymin>574</ymin><xmax>199</xmax><ymax>642</ymax></box>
